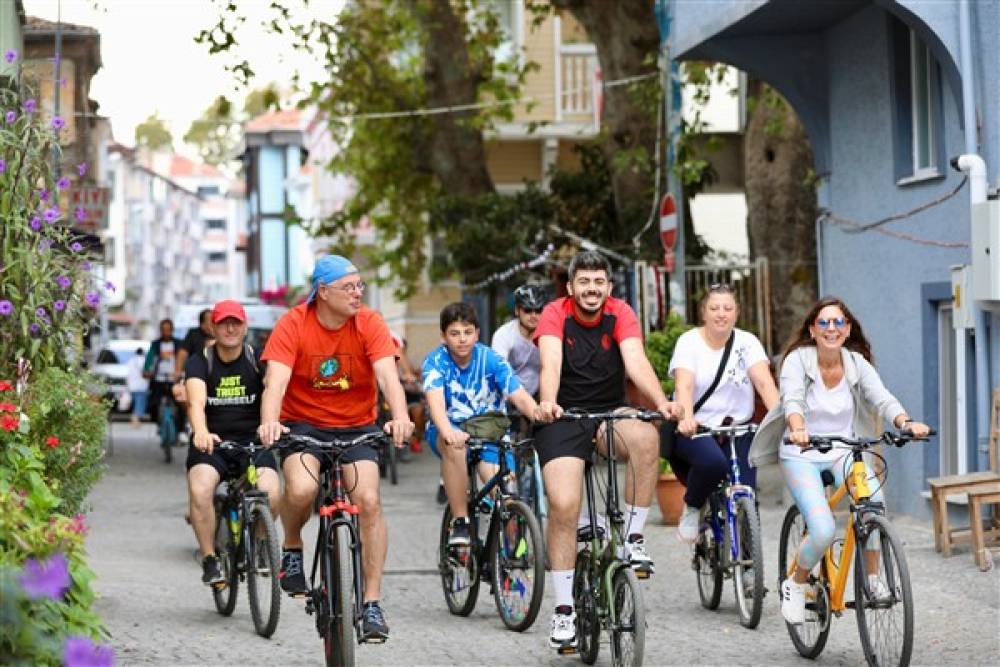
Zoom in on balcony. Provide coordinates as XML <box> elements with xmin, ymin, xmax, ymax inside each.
<box><xmin>557</xmin><ymin>44</ymin><xmax>599</xmax><ymax>124</ymax></box>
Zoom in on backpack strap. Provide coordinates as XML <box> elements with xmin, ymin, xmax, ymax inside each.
<box><xmin>204</xmin><ymin>342</ymin><xmax>260</xmax><ymax>376</ymax></box>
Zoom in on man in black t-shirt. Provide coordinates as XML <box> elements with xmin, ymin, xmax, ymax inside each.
<box><xmin>184</xmin><ymin>300</ymin><xmax>279</xmax><ymax>586</ymax></box>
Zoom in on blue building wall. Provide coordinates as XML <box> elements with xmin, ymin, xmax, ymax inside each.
<box><xmin>672</xmin><ymin>0</ymin><xmax>1000</xmax><ymax>518</ymax></box>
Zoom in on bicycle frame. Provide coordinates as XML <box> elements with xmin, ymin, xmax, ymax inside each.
<box><xmin>708</xmin><ymin>435</ymin><xmax>757</xmax><ymax>568</ymax></box>
<box><xmin>216</xmin><ymin>445</ymin><xmax>271</xmax><ymax>570</ymax></box>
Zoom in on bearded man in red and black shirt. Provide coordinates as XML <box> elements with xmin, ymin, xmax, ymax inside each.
<box><xmin>532</xmin><ymin>251</ymin><xmax>683</xmax><ymax>652</ymax></box>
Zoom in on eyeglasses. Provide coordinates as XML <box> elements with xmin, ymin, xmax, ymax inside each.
<box><xmin>815</xmin><ymin>317</ymin><xmax>847</xmax><ymax>330</ymax></box>
<box><xmin>326</xmin><ymin>281</ymin><xmax>366</xmax><ymax>295</ymax></box>
<box><xmin>708</xmin><ymin>282</ymin><xmax>734</xmax><ymax>293</ymax></box>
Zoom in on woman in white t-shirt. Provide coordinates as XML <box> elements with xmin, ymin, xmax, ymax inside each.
<box><xmin>668</xmin><ymin>284</ymin><xmax>779</xmax><ymax>544</ymax></box>
<box><xmin>748</xmin><ymin>296</ymin><xmax>929</xmax><ymax>625</ymax></box>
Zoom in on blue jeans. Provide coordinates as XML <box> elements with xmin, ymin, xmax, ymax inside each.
<box><xmin>131</xmin><ymin>391</ymin><xmax>148</xmax><ymax>419</ymax></box>
<box><xmin>669</xmin><ymin>431</ymin><xmax>756</xmax><ymax>509</ymax></box>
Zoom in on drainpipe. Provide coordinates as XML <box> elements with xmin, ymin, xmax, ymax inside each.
<box><xmin>957</xmin><ymin>0</ymin><xmax>992</xmax><ymax>472</ymax></box>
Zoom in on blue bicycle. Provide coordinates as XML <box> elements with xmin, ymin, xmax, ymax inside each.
<box><xmin>690</xmin><ymin>422</ymin><xmax>765</xmax><ymax>629</ymax></box>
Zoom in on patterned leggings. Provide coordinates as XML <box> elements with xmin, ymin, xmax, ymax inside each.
<box><xmin>781</xmin><ymin>456</ymin><xmax>883</xmax><ymax>570</ymax></box>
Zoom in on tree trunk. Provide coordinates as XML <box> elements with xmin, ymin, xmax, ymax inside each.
<box><xmin>413</xmin><ymin>1</ymin><xmax>495</xmax><ymax>196</ymax></box>
<box><xmin>550</xmin><ymin>1</ymin><xmax>660</xmax><ymax>230</ymax></box>
<box><xmin>744</xmin><ymin>80</ymin><xmax>818</xmax><ymax>351</ymax></box>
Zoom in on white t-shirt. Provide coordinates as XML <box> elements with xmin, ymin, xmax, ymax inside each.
<box><xmin>126</xmin><ymin>355</ymin><xmax>149</xmax><ymax>392</ymax></box>
<box><xmin>154</xmin><ymin>341</ymin><xmax>176</xmax><ymax>383</ymax></box>
<box><xmin>668</xmin><ymin>328</ymin><xmax>768</xmax><ymax>426</ymax></box>
<box><xmin>491</xmin><ymin>319</ymin><xmax>540</xmax><ymax>397</ymax></box>
<box><xmin>780</xmin><ymin>375</ymin><xmax>854</xmax><ymax>462</ymax></box>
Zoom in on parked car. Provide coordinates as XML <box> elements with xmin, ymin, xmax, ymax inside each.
<box><xmin>92</xmin><ymin>339</ymin><xmax>146</xmax><ymax>414</ymax></box>
<box><xmin>174</xmin><ymin>301</ymin><xmax>286</xmax><ymax>352</ymax></box>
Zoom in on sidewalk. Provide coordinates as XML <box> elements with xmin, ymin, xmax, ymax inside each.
<box><xmin>87</xmin><ymin>422</ymin><xmax>999</xmax><ymax>665</ymax></box>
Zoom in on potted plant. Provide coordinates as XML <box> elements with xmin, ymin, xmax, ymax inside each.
<box><xmin>656</xmin><ymin>457</ymin><xmax>685</xmax><ymax>525</ymax></box>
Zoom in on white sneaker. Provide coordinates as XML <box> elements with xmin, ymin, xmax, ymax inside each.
<box><xmin>676</xmin><ymin>505</ymin><xmax>701</xmax><ymax>544</ymax></box>
<box><xmin>780</xmin><ymin>578</ymin><xmax>807</xmax><ymax>625</ymax></box>
<box><xmin>621</xmin><ymin>534</ymin><xmax>655</xmax><ymax>577</ymax></box>
<box><xmin>548</xmin><ymin>610</ymin><xmax>577</xmax><ymax>649</ymax></box>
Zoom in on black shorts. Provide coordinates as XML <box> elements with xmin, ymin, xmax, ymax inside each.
<box><xmin>186</xmin><ymin>444</ymin><xmax>278</xmax><ymax>479</ymax></box>
<box><xmin>281</xmin><ymin>422</ymin><xmax>380</xmax><ymax>472</ymax></box>
<box><xmin>533</xmin><ymin>417</ymin><xmax>604</xmax><ymax>468</ymax></box>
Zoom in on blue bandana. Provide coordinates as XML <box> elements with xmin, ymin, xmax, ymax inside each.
<box><xmin>307</xmin><ymin>254</ymin><xmax>359</xmax><ymax>303</ymax></box>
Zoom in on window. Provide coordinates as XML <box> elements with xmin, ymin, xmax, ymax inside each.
<box><xmin>207</xmin><ymin>251</ymin><xmax>227</xmax><ymax>264</ymax></box>
<box><xmin>890</xmin><ymin>21</ymin><xmax>943</xmax><ymax>182</ymax></box>
<box><xmin>197</xmin><ymin>185</ymin><xmax>220</xmax><ymax>197</ymax></box>
<box><xmin>205</xmin><ymin>218</ymin><xmax>226</xmax><ymax>231</ymax></box>
<box><xmin>489</xmin><ymin>0</ymin><xmax>522</xmax><ymax>67</ymax></box>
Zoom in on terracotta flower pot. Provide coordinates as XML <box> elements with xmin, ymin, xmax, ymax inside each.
<box><xmin>656</xmin><ymin>473</ymin><xmax>685</xmax><ymax>526</ymax></box>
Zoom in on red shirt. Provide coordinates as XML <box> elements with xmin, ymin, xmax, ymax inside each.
<box><xmin>262</xmin><ymin>303</ymin><xmax>397</xmax><ymax>428</ymax></box>
<box><xmin>534</xmin><ymin>296</ymin><xmax>641</xmax><ymax>409</ymax></box>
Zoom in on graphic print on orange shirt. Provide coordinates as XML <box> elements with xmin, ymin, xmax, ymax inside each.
<box><xmin>311</xmin><ymin>353</ymin><xmax>354</xmax><ymax>391</ymax></box>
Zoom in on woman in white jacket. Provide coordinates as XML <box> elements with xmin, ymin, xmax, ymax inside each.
<box><xmin>749</xmin><ymin>297</ymin><xmax>929</xmax><ymax>625</ymax></box>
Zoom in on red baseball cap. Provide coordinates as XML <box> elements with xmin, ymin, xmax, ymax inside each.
<box><xmin>211</xmin><ymin>300</ymin><xmax>247</xmax><ymax>324</ymax></box>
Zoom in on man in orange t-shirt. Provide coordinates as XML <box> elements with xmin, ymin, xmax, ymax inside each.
<box><xmin>258</xmin><ymin>254</ymin><xmax>414</xmax><ymax>643</ymax></box>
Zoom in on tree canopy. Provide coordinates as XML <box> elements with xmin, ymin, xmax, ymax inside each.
<box><xmin>134</xmin><ymin>112</ymin><xmax>173</xmax><ymax>152</ymax></box>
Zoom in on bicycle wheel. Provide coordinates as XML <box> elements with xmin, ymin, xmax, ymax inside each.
<box><xmin>246</xmin><ymin>505</ymin><xmax>281</xmax><ymax>638</ymax></box>
<box><xmin>212</xmin><ymin>504</ymin><xmax>239</xmax><ymax>616</ymax></box>
<box><xmin>387</xmin><ymin>441</ymin><xmax>398</xmax><ymax>486</ymax></box>
<box><xmin>694</xmin><ymin>515</ymin><xmax>723</xmax><ymax>610</ymax></box>
<box><xmin>853</xmin><ymin>514</ymin><xmax>914</xmax><ymax>667</ymax></box>
<box><xmin>778</xmin><ymin>505</ymin><xmax>831</xmax><ymax>659</ymax></box>
<box><xmin>573</xmin><ymin>551</ymin><xmax>600</xmax><ymax>664</ymax></box>
<box><xmin>733</xmin><ymin>496</ymin><xmax>765</xmax><ymax>629</ymax></box>
<box><xmin>490</xmin><ymin>500</ymin><xmax>545</xmax><ymax>631</ymax></box>
<box><xmin>438</xmin><ymin>506</ymin><xmax>479</xmax><ymax>616</ymax></box>
<box><xmin>322</xmin><ymin>523</ymin><xmax>356</xmax><ymax>667</ymax></box>
<box><xmin>609</xmin><ymin>567</ymin><xmax>645</xmax><ymax>667</ymax></box>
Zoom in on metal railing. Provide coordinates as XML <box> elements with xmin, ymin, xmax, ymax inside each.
<box><xmin>684</xmin><ymin>258</ymin><xmax>773</xmax><ymax>354</ymax></box>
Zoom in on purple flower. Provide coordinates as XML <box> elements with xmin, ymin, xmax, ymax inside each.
<box><xmin>29</xmin><ymin>322</ymin><xmax>41</xmax><ymax>337</ymax></box>
<box><xmin>0</xmin><ymin>159</ymin><xmax>5</xmax><ymax>174</ymax></box>
<box><xmin>54</xmin><ymin>299</ymin><xmax>66</xmax><ymax>312</ymax></box>
<box><xmin>35</xmin><ymin>306</ymin><xmax>47</xmax><ymax>318</ymax></box>
<box><xmin>70</xmin><ymin>242</ymin><xmax>83</xmax><ymax>253</ymax></box>
<box><xmin>19</xmin><ymin>553</ymin><xmax>71</xmax><ymax>600</ymax></box>
<box><xmin>57</xmin><ymin>176</ymin><xmax>71</xmax><ymax>190</ymax></box>
<box><xmin>23</xmin><ymin>99</ymin><xmax>36</xmax><ymax>114</ymax></box>
<box><xmin>75</xmin><ymin>207</ymin><xmax>87</xmax><ymax>222</ymax></box>
<box><xmin>0</xmin><ymin>300</ymin><xmax>12</xmax><ymax>317</ymax></box>
<box><xmin>4</xmin><ymin>110</ymin><xmax>15</xmax><ymax>124</ymax></box>
<box><xmin>63</xmin><ymin>636</ymin><xmax>115</xmax><ymax>667</ymax></box>
<box><xmin>43</xmin><ymin>207</ymin><xmax>60</xmax><ymax>223</ymax></box>
<box><xmin>3</xmin><ymin>50</ymin><xmax>16</xmax><ymax>64</ymax></box>
<box><xmin>77</xmin><ymin>162</ymin><xmax>88</xmax><ymax>177</ymax></box>
<box><xmin>81</xmin><ymin>261</ymin><xmax>92</xmax><ymax>271</ymax></box>
<box><xmin>51</xmin><ymin>116</ymin><xmax>65</xmax><ymax>131</ymax></box>
<box><xmin>104</xmin><ymin>280</ymin><xmax>116</xmax><ymax>293</ymax></box>
<box><xmin>38</xmin><ymin>188</ymin><xmax>50</xmax><ymax>202</ymax></box>
<box><xmin>84</xmin><ymin>291</ymin><xmax>99</xmax><ymax>308</ymax></box>
<box><xmin>56</xmin><ymin>275</ymin><xmax>71</xmax><ymax>289</ymax></box>
<box><xmin>30</xmin><ymin>217</ymin><xmax>41</xmax><ymax>231</ymax></box>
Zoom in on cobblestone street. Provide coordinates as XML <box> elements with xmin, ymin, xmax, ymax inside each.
<box><xmin>87</xmin><ymin>423</ymin><xmax>999</xmax><ymax>666</ymax></box>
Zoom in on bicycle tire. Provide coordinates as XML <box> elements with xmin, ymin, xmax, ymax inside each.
<box><xmin>609</xmin><ymin>567</ymin><xmax>645</xmax><ymax>667</ymax></box>
<box><xmin>319</xmin><ymin>521</ymin><xmax>337</xmax><ymax>666</ymax></box>
<box><xmin>331</xmin><ymin>523</ymin><xmax>355</xmax><ymax>667</ymax></box>
<box><xmin>733</xmin><ymin>496</ymin><xmax>765</xmax><ymax>629</ymax></box>
<box><xmin>694</xmin><ymin>516</ymin><xmax>723</xmax><ymax>610</ymax></box>
<box><xmin>212</xmin><ymin>504</ymin><xmax>239</xmax><ymax>616</ymax></box>
<box><xmin>853</xmin><ymin>514</ymin><xmax>914</xmax><ymax>667</ymax></box>
<box><xmin>490</xmin><ymin>500</ymin><xmax>545</xmax><ymax>632</ymax></box>
<box><xmin>438</xmin><ymin>506</ymin><xmax>479</xmax><ymax>616</ymax></box>
<box><xmin>778</xmin><ymin>505</ymin><xmax>831</xmax><ymax>659</ymax></box>
<box><xmin>573</xmin><ymin>551</ymin><xmax>600</xmax><ymax>665</ymax></box>
<box><xmin>388</xmin><ymin>441</ymin><xmax>398</xmax><ymax>486</ymax></box>
<box><xmin>246</xmin><ymin>505</ymin><xmax>281</xmax><ymax>638</ymax></box>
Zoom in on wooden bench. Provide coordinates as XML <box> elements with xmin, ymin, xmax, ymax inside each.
<box><xmin>968</xmin><ymin>483</ymin><xmax>1000</xmax><ymax>571</ymax></box>
<box><xmin>927</xmin><ymin>389</ymin><xmax>1000</xmax><ymax>561</ymax></box>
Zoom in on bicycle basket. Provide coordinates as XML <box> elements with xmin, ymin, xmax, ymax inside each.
<box><xmin>460</xmin><ymin>412</ymin><xmax>511</xmax><ymax>441</ymax></box>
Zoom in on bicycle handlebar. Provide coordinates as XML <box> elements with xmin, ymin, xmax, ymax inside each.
<box><xmin>783</xmin><ymin>429</ymin><xmax>936</xmax><ymax>453</ymax></box>
<box><xmin>558</xmin><ymin>408</ymin><xmax>664</xmax><ymax>422</ymax></box>
<box><xmin>693</xmin><ymin>423</ymin><xmax>758</xmax><ymax>438</ymax></box>
<box><xmin>216</xmin><ymin>439</ymin><xmax>268</xmax><ymax>454</ymax></box>
<box><xmin>276</xmin><ymin>431</ymin><xmax>390</xmax><ymax>451</ymax></box>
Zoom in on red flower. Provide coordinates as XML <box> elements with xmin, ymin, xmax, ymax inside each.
<box><xmin>1</xmin><ymin>414</ymin><xmax>18</xmax><ymax>431</ymax></box>
<box><xmin>45</xmin><ymin>436</ymin><xmax>60</xmax><ymax>448</ymax></box>
<box><xmin>0</xmin><ymin>402</ymin><xmax>16</xmax><ymax>412</ymax></box>
<box><xmin>0</xmin><ymin>380</ymin><xmax>12</xmax><ymax>391</ymax></box>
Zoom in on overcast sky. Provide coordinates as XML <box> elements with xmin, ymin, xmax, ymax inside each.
<box><xmin>23</xmin><ymin>0</ymin><xmax>332</xmax><ymax>156</ymax></box>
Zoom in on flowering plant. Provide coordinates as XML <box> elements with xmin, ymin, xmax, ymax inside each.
<box><xmin>0</xmin><ymin>87</ymin><xmax>107</xmax><ymax>376</ymax></box>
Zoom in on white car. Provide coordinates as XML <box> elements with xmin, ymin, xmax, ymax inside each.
<box><xmin>93</xmin><ymin>339</ymin><xmax>147</xmax><ymax>413</ymax></box>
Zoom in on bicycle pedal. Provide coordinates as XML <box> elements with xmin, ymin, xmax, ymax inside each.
<box><xmin>362</xmin><ymin>636</ymin><xmax>388</xmax><ymax>645</ymax></box>
<box><xmin>211</xmin><ymin>581</ymin><xmax>227</xmax><ymax>590</ymax></box>
<box><xmin>556</xmin><ymin>644</ymin><xmax>578</xmax><ymax>655</ymax></box>
<box><xmin>634</xmin><ymin>570</ymin><xmax>650</xmax><ymax>580</ymax></box>
<box><xmin>287</xmin><ymin>591</ymin><xmax>308</xmax><ymax>599</ymax></box>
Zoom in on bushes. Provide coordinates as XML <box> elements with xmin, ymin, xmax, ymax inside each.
<box><xmin>644</xmin><ymin>311</ymin><xmax>692</xmax><ymax>397</ymax></box>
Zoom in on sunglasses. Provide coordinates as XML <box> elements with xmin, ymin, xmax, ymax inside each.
<box><xmin>521</xmin><ymin>308</ymin><xmax>543</xmax><ymax>315</ymax></box>
<box><xmin>708</xmin><ymin>282</ymin><xmax>734</xmax><ymax>293</ymax></box>
<box><xmin>815</xmin><ymin>317</ymin><xmax>848</xmax><ymax>330</ymax></box>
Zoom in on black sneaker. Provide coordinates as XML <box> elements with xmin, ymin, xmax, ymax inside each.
<box><xmin>279</xmin><ymin>549</ymin><xmax>307</xmax><ymax>595</ymax></box>
<box><xmin>448</xmin><ymin>518</ymin><xmax>471</xmax><ymax>547</ymax></box>
<box><xmin>435</xmin><ymin>483</ymin><xmax>447</xmax><ymax>505</ymax></box>
<box><xmin>361</xmin><ymin>601</ymin><xmax>389</xmax><ymax>643</ymax></box>
<box><xmin>201</xmin><ymin>555</ymin><xmax>224</xmax><ymax>586</ymax></box>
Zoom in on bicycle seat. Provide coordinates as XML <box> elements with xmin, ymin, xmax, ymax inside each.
<box><xmin>821</xmin><ymin>470</ymin><xmax>836</xmax><ymax>488</ymax></box>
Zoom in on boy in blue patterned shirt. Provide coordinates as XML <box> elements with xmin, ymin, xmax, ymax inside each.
<box><xmin>423</xmin><ymin>302</ymin><xmax>541</xmax><ymax>547</ymax></box>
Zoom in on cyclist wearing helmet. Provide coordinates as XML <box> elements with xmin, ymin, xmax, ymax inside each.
<box><xmin>491</xmin><ymin>284</ymin><xmax>547</xmax><ymax>397</ymax></box>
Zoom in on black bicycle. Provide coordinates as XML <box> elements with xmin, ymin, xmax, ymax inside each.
<box><xmin>210</xmin><ymin>441</ymin><xmax>281</xmax><ymax>638</ymax></box>
<box><xmin>561</xmin><ymin>408</ymin><xmax>662</xmax><ymax>667</ymax></box>
<box><xmin>278</xmin><ymin>431</ymin><xmax>391</xmax><ymax>667</ymax></box>
<box><xmin>438</xmin><ymin>433</ymin><xmax>546</xmax><ymax>631</ymax></box>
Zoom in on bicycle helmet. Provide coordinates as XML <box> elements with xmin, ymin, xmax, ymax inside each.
<box><xmin>513</xmin><ymin>284</ymin><xmax>547</xmax><ymax>311</ymax></box>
